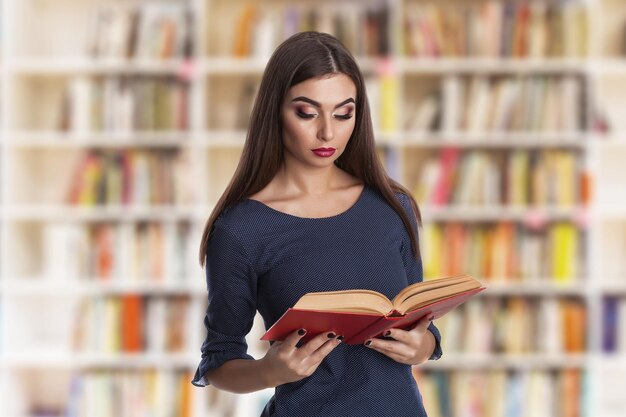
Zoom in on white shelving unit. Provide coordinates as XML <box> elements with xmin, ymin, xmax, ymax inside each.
<box><xmin>1</xmin><ymin>0</ymin><xmax>7</xmax><ymax>412</ymax></box>
<box><xmin>0</xmin><ymin>0</ymin><xmax>625</xmax><ymax>416</ymax></box>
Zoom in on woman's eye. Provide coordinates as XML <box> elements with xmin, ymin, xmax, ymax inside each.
<box><xmin>335</xmin><ymin>113</ymin><xmax>354</xmax><ymax>120</ymax></box>
<box><xmin>296</xmin><ymin>110</ymin><xmax>316</xmax><ymax>119</ymax></box>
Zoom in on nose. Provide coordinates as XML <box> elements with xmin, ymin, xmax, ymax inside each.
<box><xmin>317</xmin><ymin>114</ymin><xmax>334</xmax><ymax>141</ymax></box>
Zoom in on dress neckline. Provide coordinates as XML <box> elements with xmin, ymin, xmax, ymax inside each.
<box><xmin>245</xmin><ymin>184</ymin><xmax>367</xmax><ymax>220</ymax></box>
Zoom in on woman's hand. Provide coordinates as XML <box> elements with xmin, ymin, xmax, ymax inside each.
<box><xmin>260</xmin><ymin>329</ymin><xmax>343</xmax><ymax>387</ymax></box>
<box><xmin>364</xmin><ymin>315</ymin><xmax>435</xmax><ymax>365</ymax></box>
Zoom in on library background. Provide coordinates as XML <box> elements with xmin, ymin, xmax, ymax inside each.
<box><xmin>0</xmin><ymin>0</ymin><xmax>625</xmax><ymax>416</ymax></box>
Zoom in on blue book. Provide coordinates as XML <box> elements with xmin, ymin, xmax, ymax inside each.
<box><xmin>602</xmin><ymin>297</ymin><xmax>618</xmax><ymax>353</ymax></box>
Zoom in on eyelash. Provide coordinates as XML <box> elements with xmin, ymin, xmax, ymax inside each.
<box><xmin>296</xmin><ymin>110</ymin><xmax>354</xmax><ymax>120</ymax></box>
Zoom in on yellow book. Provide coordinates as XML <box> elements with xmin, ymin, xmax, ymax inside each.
<box><xmin>552</xmin><ymin>222</ymin><xmax>577</xmax><ymax>282</ymax></box>
<box><xmin>423</xmin><ymin>223</ymin><xmax>443</xmax><ymax>279</ymax></box>
<box><xmin>378</xmin><ymin>60</ymin><xmax>398</xmax><ymax>132</ymax></box>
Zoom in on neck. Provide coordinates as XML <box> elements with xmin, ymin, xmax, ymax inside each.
<box><xmin>276</xmin><ymin>158</ymin><xmax>344</xmax><ymax>197</ymax></box>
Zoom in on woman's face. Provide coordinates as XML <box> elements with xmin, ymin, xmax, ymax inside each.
<box><xmin>281</xmin><ymin>73</ymin><xmax>357</xmax><ymax>168</ymax></box>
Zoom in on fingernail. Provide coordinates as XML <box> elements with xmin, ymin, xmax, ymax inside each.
<box><xmin>383</xmin><ymin>330</ymin><xmax>391</xmax><ymax>337</ymax></box>
<box><xmin>327</xmin><ymin>332</ymin><xmax>336</xmax><ymax>339</ymax></box>
<box><xmin>428</xmin><ymin>315</ymin><xmax>435</xmax><ymax>321</ymax></box>
<box><xmin>365</xmin><ymin>340</ymin><xmax>372</xmax><ymax>346</ymax></box>
<box><xmin>298</xmin><ymin>328</ymin><xmax>306</xmax><ymax>336</ymax></box>
<box><xmin>337</xmin><ymin>335</ymin><xmax>344</xmax><ymax>342</ymax></box>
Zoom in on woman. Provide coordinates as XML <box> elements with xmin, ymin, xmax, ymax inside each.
<box><xmin>193</xmin><ymin>31</ymin><xmax>442</xmax><ymax>416</ymax></box>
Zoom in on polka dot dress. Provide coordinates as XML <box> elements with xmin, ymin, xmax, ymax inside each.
<box><xmin>192</xmin><ymin>185</ymin><xmax>443</xmax><ymax>417</ymax></box>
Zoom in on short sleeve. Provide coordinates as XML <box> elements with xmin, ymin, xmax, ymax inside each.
<box><xmin>397</xmin><ymin>192</ymin><xmax>443</xmax><ymax>361</ymax></box>
<box><xmin>191</xmin><ymin>224</ymin><xmax>258</xmax><ymax>387</ymax></box>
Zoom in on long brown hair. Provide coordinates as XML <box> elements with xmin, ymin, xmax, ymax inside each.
<box><xmin>199</xmin><ymin>31</ymin><xmax>422</xmax><ymax>267</ymax></box>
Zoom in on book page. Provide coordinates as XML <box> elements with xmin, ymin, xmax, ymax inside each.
<box><xmin>293</xmin><ymin>289</ymin><xmax>393</xmax><ymax>315</ymax></box>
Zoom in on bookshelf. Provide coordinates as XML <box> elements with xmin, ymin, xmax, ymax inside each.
<box><xmin>1</xmin><ymin>0</ymin><xmax>6</xmax><ymax>413</ymax></box>
<box><xmin>0</xmin><ymin>0</ymin><xmax>625</xmax><ymax>416</ymax></box>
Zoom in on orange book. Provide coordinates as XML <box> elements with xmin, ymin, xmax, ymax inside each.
<box><xmin>580</xmin><ymin>170</ymin><xmax>592</xmax><ymax>206</ymax></box>
<box><xmin>560</xmin><ymin>369</ymin><xmax>581</xmax><ymax>417</ymax></box>
<box><xmin>121</xmin><ymin>295</ymin><xmax>144</xmax><ymax>352</ymax></box>
<box><xmin>179</xmin><ymin>371</ymin><xmax>192</xmax><ymax>417</ymax></box>
<box><xmin>262</xmin><ymin>275</ymin><xmax>485</xmax><ymax>345</ymax></box>
<box><xmin>563</xmin><ymin>300</ymin><xmax>586</xmax><ymax>352</ymax></box>
<box><xmin>233</xmin><ymin>5</ymin><xmax>256</xmax><ymax>57</ymax></box>
<box><xmin>513</xmin><ymin>4</ymin><xmax>530</xmax><ymax>57</ymax></box>
<box><xmin>95</xmin><ymin>225</ymin><xmax>114</xmax><ymax>280</ymax></box>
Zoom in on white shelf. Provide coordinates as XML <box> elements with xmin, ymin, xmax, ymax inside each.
<box><xmin>419</xmin><ymin>353</ymin><xmax>588</xmax><ymax>370</ymax></box>
<box><xmin>3</xmin><ymin>279</ymin><xmax>206</xmax><ymax>296</ymax></box>
<box><xmin>9</xmin><ymin>58</ymin><xmax>192</xmax><ymax>75</ymax></box>
<box><xmin>4</xmin><ymin>205</ymin><xmax>204</xmax><ymax>221</ymax></box>
<box><xmin>592</xmin><ymin>206</ymin><xmax>626</xmax><ymax>219</ymax></box>
<box><xmin>421</xmin><ymin>205</ymin><xmax>587</xmax><ymax>222</ymax></box>
<box><xmin>4</xmin><ymin>130</ymin><xmax>193</xmax><ymax>147</ymax></box>
<box><xmin>203</xmin><ymin>56</ymin><xmax>268</xmax><ymax>74</ymax></box>
<box><xmin>592</xmin><ymin>280</ymin><xmax>626</xmax><ymax>293</ymax></box>
<box><xmin>589</xmin><ymin>58</ymin><xmax>626</xmax><ymax>74</ymax></box>
<box><xmin>590</xmin><ymin>355</ymin><xmax>626</xmax><ymax>368</ymax></box>
<box><xmin>403</xmin><ymin>132</ymin><xmax>586</xmax><ymax>147</ymax></box>
<box><xmin>479</xmin><ymin>281</ymin><xmax>588</xmax><ymax>296</ymax></box>
<box><xmin>401</xmin><ymin>57</ymin><xmax>589</xmax><ymax>74</ymax></box>
<box><xmin>3</xmin><ymin>352</ymin><xmax>198</xmax><ymax>369</ymax></box>
<box><xmin>203</xmin><ymin>56</ymin><xmax>381</xmax><ymax>75</ymax></box>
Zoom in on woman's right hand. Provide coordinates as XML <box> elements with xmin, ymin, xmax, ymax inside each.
<box><xmin>260</xmin><ymin>329</ymin><xmax>342</xmax><ymax>387</ymax></box>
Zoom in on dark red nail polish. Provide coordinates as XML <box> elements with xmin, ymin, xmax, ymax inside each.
<box><xmin>337</xmin><ymin>335</ymin><xmax>344</xmax><ymax>342</ymax></box>
<box><xmin>298</xmin><ymin>328</ymin><xmax>306</xmax><ymax>336</ymax></box>
<box><xmin>365</xmin><ymin>340</ymin><xmax>372</xmax><ymax>346</ymax></box>
<box><xmin>327</xmin><ymin>332</ymin><xmax>336</xmax><ymax>338</ymax></box>
<box><xmin>383</xmin><ymin>330</ymin><xmax>391</xmax><ymax>337</ymax></box>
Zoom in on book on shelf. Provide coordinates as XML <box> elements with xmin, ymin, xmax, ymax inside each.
<box><xmin>412</xmin><ymin>148</ymin><xmax>582</xmax><ymax>208</ymax></box>
<box><xmin>262</xmin><ymin>275</ymin><xmax>485</xmax><ymax>345</ymax></box>
<box><xmin>60</xmin><ymin>76</ymin><xmax>190</xmax><ymax>133</ymax></box>
<box><xmin>402</xmin><ymin>2</ymin><xmax>587</xmax><ymax>58</ymax></box>
<box><xmin>602</xmin><ymin>296</ymin><xmax>626</xmax><ymax>353</ymax></box>
<box><xmin>65</xmin><ymin>148</ymin><xmax>194</xmax><ymax>206</ymax></box>
<box><xmin>73</xmin><ymin>295</ymin><xmax>192</xmax><ymax>353</ymax></box>
<box><xmin>229</xmin><ymin>2</ymin><xmax>390</xmax><ymax>58</ymax></box>
<box><xmin>435</xmin><ymin>74</ymin><xmax>584</xmax><ymax>133</ymax></box>
<box><xmin>413</xmin><ymin>368</ymin><xmax>584</xmax><ymax>417</ymax></box>
<box><xmin>67</xmin><ymin>370</ymin><xmax>193</xmax><ymax>417</ymax></box>
<box><xmin>421</xmin><ymin>221</ymin><xmax>583</xmax><ymax>283</ymax></box>
<box><xmin>87</xmin><ymin>3</ymin><xmax>193</xmax><ymax>60</ymax></box>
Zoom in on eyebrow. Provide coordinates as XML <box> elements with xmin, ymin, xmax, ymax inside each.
<box><xmin>291</xmin><ymin>96</ymin><xmax>355</xmax><ymax>109</ymax></box>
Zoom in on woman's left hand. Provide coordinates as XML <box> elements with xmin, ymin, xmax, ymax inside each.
<box><xmin>364</xmin><ymin>314</ymin><xmax>435</xmax><ymax>365</ymax></box>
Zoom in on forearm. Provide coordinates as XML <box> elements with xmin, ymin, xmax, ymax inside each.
<box><xmin>205</xmin><ymin>358</ymin><xmax>275</xmax><ymax>394</ymax></box>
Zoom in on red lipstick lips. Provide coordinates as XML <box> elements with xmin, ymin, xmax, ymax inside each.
<box><xmin>312</xmin><ymin>148</ymin><xmax>336</xmax><ymax>157</ymax></box>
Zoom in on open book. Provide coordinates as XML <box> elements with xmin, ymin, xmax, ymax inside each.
<box><xmin>261</xmin><ymin>274</ymin><xmax>485</xmax><ymax>345</ymax></box>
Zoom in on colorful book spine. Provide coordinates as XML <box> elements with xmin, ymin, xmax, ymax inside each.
<box><xmin>403</xmin><ymin>2</ymin><xmax>588</xmax><ymax>58</ymax></box>
<box><xmin>422</xmin><ymin>221</ymin><xmax>582</xmax><ymax>283</ymax></box>
<box><xmin>66</xmin><ymin>149</ymin><xmax>194</xmax><ymax>206</ymax></box>
<box><xmin>413</xmin><ymin>149</ymin><xmax>583</xmax><ymax>208</ymax></box>
<box><xmin>413</xmin><ymin>369</ymin><xmax>586</xmax><ymax>417</ymax></box>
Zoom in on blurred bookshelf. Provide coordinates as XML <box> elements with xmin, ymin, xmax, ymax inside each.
<box><xmin>1</xmin><ymin>0</ymin><xmax>6</xmax><ymax>412</ymax></box>
<box><xmin>0</xmin><ymin>0</ymin><xmax>626</xmax><ymax>416</ymax></box>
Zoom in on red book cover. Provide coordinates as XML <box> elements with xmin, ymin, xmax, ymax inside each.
<box><xmin>261</xmin><ymin>287</ymin><xmax>485</xmax><ymax>345</ymax></box>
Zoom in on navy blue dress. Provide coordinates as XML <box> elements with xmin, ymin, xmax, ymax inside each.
<box><xmin>192</xmin><ymin>185</ymin><xmax>443</xmax><ymax>416</ymax></box>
